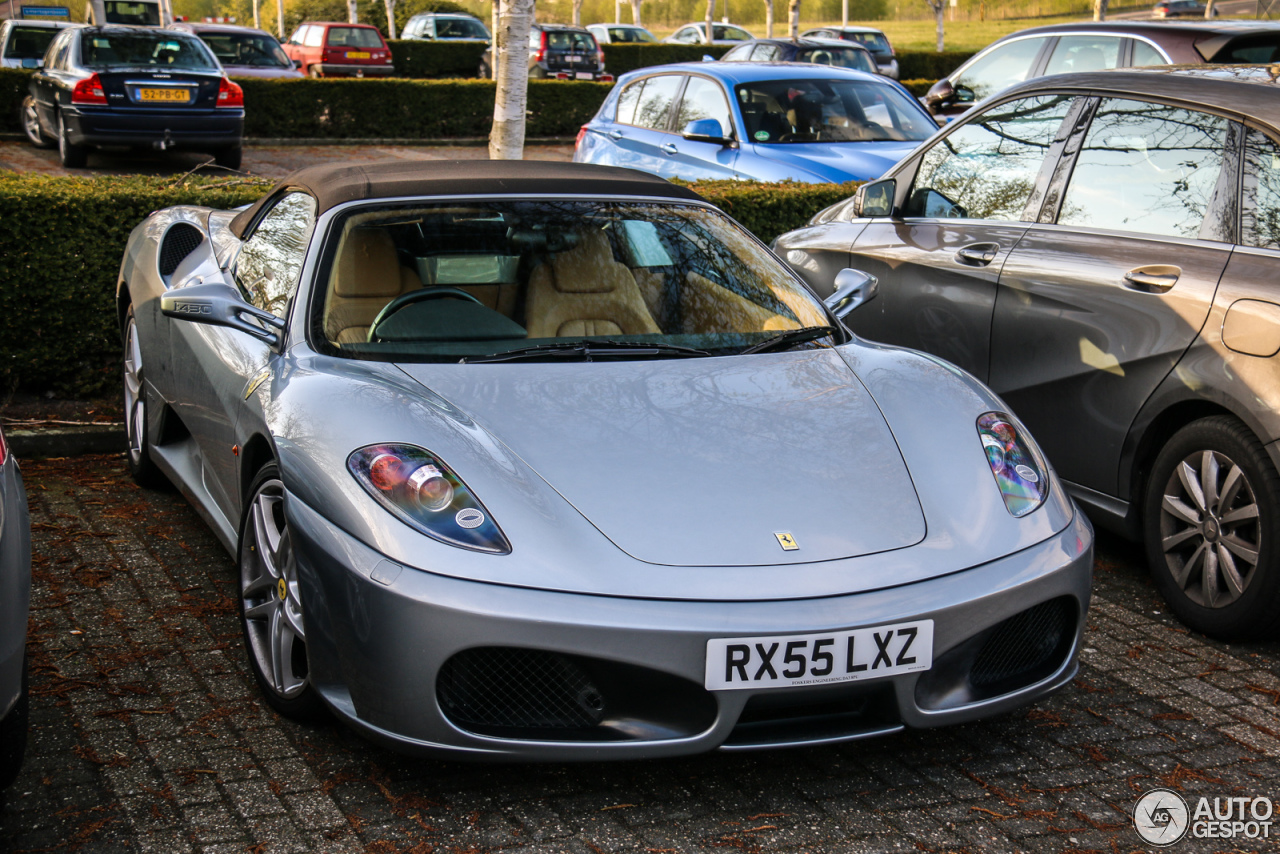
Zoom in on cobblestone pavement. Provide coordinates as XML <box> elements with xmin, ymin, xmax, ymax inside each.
<box><xmin>2</xmin><ymin>454</ymin><xmax>1279</xmax><ymax>854</ymax></box>
<box><xmin>0</xmin><ymin>141</ymin><xmax>575</xmax><ymax>179</ymax></box>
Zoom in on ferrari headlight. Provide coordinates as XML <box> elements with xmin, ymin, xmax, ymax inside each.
<box><xmin>977</xmin><ymin>412</ymin><xmax>1049</xmax><ymax>518</ymax></box>
<box><xmin>348</xmin><ymin>444</ymin><xmax>510</xmax><ymax>554</ymax></box>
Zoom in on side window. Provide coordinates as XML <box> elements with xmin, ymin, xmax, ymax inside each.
<box><xmin>721</xmin><ymin>43</ymin><xmax>749</xmax><ymax>60</ymax></box>
<box><xmin>303</xmin><ymin>26</ymin><xmax>324</xmax><ymax>47</ymax></box>
<box><xmin>615</xmin><ymin>79</ymin><xmax>643</xmax><ymax>124</ymax></box>
<box><xmin>286</xmin><ymin>26</ymin><xmax>304</xmax><ymax>44</ymax></box>
<box><xmin>751</xmin><ymin>43</ymin><xmax>781</xmax><ymax>61</ymax></box>
<box><xmin>671</xmin><ymin>27</ymin><xmax>696</xmax><ymax>44</ymax></box>
<box><xmin>1131</xmin><ymin>39</ymin><xmax>1168</xmax><ymax>66</ymax></box>
<box><xmin>952</xmin><ymin>38</ymin><xmax>1046</xmax><ymax>104</ymax></box>
<box><xmin>632</xmin><ymin>74</ymin><xmax>681</xmax><ymax>131</ymax></box>
<box><xmin>675</xmin><ymin>76</ymin><xmax>733</xmax><ymax>137</ymax></box>
<box><xmin>1042</xmin><ymin>35</ymin><xmax>1121</xmax><ymax>75</ymax></box>
<box><xmin>1242</xmin><ymin>130</ymin><xmax>1280</xmax><ymax>250</ymax></box>
<box><xmin>1057</xmin><ymin>99</ymin><xmax>1229</xmax><ymax>239</ymax></box>
<box><xmin>234</xmin><ymin>192</ymin><xmax>318</xmax><ymax>318</ymax></box>
<box><xmin>906</xmin><ymin>94</ymin><xmax>1075</xmax><ymax>221</ymax></box>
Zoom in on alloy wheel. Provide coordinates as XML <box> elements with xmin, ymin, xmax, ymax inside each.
<box><xmin>1158</xmin><ymin>449</ymin><xmax>1261</xmax><ymax>609</ymax></box>
<box><xmin>240</xmin><ymin>480</ymin><xmax>309</xmax><ymax>698</ymax></box>
<box><xmin>123</xmin><ymin>317</ymin><xmax>144</xmax><ymax>466</ymax></box>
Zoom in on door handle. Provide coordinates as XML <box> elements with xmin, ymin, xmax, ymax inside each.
<box><xmin>954</xmin><ymin>243</ymin><xmax>999</xmax><ymax>266</ymax></box>
<box><xmin>660</xmin><ymin>142</ymin><xmax>679</xmax><ymax>155</ymax></box>
<box><xmin>607</xmin><ymin>129</ymin><xmax>624</xmax><ymax>140</ymax></box>
<box><xmin>1123</xmin><ymin>265</ymin><xmax>1180</xmax><ymax>294</ymax></box>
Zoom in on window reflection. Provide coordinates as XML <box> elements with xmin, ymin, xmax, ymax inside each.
<box><xmin>236</xmin><ymin>192</ymin><xmax>317</xmax><ymax>318</ymax></box>
<box><xmin>1242</xmin><ymin>130</ymin><xmax>1280</xmax><ymax>251</ymax></box>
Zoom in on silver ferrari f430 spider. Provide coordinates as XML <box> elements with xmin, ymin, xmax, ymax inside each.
<box><xmin>116</xmin><ymin>160</ymin><xmax>1093</xmax><ymax>760</ymax></box>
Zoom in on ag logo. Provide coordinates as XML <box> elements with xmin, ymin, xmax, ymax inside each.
<box><xmin>1134</xmin><ymin>788</ymin><xmax>1189</xmax><ymax>846</ymax></box>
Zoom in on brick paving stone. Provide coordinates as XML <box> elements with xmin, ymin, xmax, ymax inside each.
<box><xmin>2</xmin><ymin>454</ymin><xmax>1280</xmax><ymax>853</ymax></box>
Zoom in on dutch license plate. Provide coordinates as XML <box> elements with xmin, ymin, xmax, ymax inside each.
<box><xmin>705</xmin><ymin>620</ymin><xmax>933</xmax><ymax>691</ymax></box>
<box><xmin>139</xmin><ymin>88</ymin><xmax>190</xmax><ymax>102</ymax></box>
<box><xmin>575</xmin><ymin>71</ymin><xmax>594</xmax><ymax>80</ymax></box>
<box><xmin>347</xmin><ymin>50</ymin><xmax>371</xmax><ymax>59</ymax></box>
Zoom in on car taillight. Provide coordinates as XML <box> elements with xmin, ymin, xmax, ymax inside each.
<box><xmin>71</xmin><ymin>73</ymin><xmax>106</xmax><ymax>105</ymax></box>
<box><xmin>533</xmin><ymin>30</ymin><xmax>547</xmax><ymax>62</ymax></box>
<box><xmin>575</xmin><ymin>125</ymin><xmax>588</xmax><ymax>148</ymax></box>
<box><xmin>217</xmin><ymin>77</ymin><xmax>243</xmax><ymax>108</ymax></box>
<box><xmin>597</xmin><ymin>46</ymin><xmax>605</xmax><ymax>66</ymax></box>
<box><xmin>321</xmin><ymin>48</ymin><xmax>332</xmax><ymax>63</ymax></box>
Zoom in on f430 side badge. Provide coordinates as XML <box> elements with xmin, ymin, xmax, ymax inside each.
<box><xmin>775</xmin><ymin>532</ymin><xmax>799</xmax><ymax>551</ymax></box>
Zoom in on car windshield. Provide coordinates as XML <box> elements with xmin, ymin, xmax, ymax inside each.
<box><xmin>82</xmin><ymin>31</ymin><xmax>216</xmax><ymax>69</ymax></box>
<box><xmin>1215</xmin><ymin>34</ymin><xmax>1280</xmax><ymax>62</ymax></box>
<box><xmin>103</xmin><ymin>0</ymin><xmax>160</xmax><ymax>25</ymax></box>
<box><xmin>797</xmin><ymin>46</ymin><xmax>876</xmax><ymax>72</ymax></box>
<box><xmin>4</xmin><ymin>25</ymin><xmax>59</xmax><ymax>59</ymax></box>
<box><xmin>436</xmin><ymin>17</ymin><xmax>488</xmax><ymax>38</ymax></box>
<box><xmin>736</xmin><ymin>78</ymin><xmax>934</xmax><ymax>144</ymax></box>
<box><xmin>316</xmin><ymin>200</ymin><xmax>833</xmax><ymax>362</ymax></box>
<box><xmin>714</xmin><ymin>25</ymin><xmax>751</xmax><ymax>40</ymax></box>
<box><xmin>842</xmin><ymin>31</ymin><xmax>890</xmax><ymax>53</ymax></box>
<box><xmin>547</xmin><ymin>30</ymin><xmax>596</xmax><ymax>50</ymax></box>
<box><xmin>199</xmin><ymin>32</ymin><xmax>290</xmax><ymax>67</ymax></box>
<box><xmin>326</xmin><ymin>27</ymin><xmax>382</xmax><ymax>48</ymax></box>
<box><xmin>608</xmin><ymin>26</ymin><xmax>655</xmax><ymax>43</ymax></box>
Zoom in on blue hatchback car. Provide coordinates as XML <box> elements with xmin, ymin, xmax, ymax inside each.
<box><xmin>574</xmin><ymin>62</ymin><xmax>935</xmax><ymax>183</ymax></box>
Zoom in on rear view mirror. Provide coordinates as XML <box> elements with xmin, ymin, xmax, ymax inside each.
<box><xmin>682</xmin><ymin>118</ymin><xmax>733</xmax><ymax>146</ymax></box>
<box><xmin>824</xmin><ymin>268</ymin><xmax>879</xmax><ymax>320</ymax></box>
<box><xmin>161</xmin><ymin>282</ymin><xmax>284</xmax><ymax>346</ymax></box>
<box><xmin>924</xmin><ymin>79</ymin><xmax>954</xmax><ymax>113</ymax></box>
<box><xmin>852</xmin><ymin>178</ymin><xmax>896</xmax><ymax>219</ymax></box>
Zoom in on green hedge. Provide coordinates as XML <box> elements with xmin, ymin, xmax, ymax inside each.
<box><xmin>387</xmin><ymin>39</ymin><xmax>487</xmax><ymax>78</ymax></box>
<box><xmin>896</xmin><ymin>50</ymin><xmax>974</xmax><ymax>81</ymax></box>
<box><xmin>602</xmin><ymin>44</ymin><xmax>732</xmax><ymax>76</ymax></box>
<box><xmin>0</xmin><ymin>174</ymin><xmax>856</xmax><ymax>395</ymax></box>
<box><xmin>237</xmin><ymin>77</ymin><xmax>609</xmax><ymax>138</ymax></box>
<box><xmin>899</xmin><ymin>78</ymin><xmax>933</xmax><ymax>98</ymax></box>
<box><xmin>0</xmin><ymin>68</ymin><xmax>28</xmax><ymax>134</ymax></box>
<box><xmin>0</xmin><ymin>175</ymin><xmax>271</xmax><ymax>396</ymax></box>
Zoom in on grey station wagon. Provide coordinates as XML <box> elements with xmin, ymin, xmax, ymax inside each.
<box><xmin>774</xmin><ymin>66</ymin><xmax>1280</xmax><ymax>640</ymax></box>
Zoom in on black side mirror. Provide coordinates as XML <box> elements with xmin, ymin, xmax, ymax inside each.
<box><xmin>852</xmin><ymin>178</ymin><xmax>896</xmax><ymax>219</ymax></box>
<box><xmin>161</xmin><ymin>282</ymin><xmax>284</xmax><ymax>347</ymax></box>
<box><xmin>824</xmin><ymin>269</ymin><xmax>879</xmax><ymax>320</ymax></box>
<box><xmin>924</xmin><ymin>78</ymin><xmax>955</xmax><ymax>113</ymax></box>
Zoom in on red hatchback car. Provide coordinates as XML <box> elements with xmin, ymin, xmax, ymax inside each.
<box><xmin>282</xmin><ymin>22</ymin><xmax>394</xmax><ymax>78</ymax></box>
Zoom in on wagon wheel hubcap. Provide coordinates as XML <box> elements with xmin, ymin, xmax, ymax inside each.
<box><xmin>123</xmin><ymin>318</ymin><xmax>144</xmax><ymax>465</ymax></box>
<box><xmin>1159</xmin><ymin>449</ymin><xmax>1261</xmax><ymax>609</ymax></box>
<box><xmin>241</xmin><ymin>481</ymin><xmax>308</xmax><ymax>697</ymax></box>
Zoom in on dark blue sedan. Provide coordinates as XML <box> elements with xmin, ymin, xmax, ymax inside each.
<box><xmin>23</xmin><ymin>25</ymin><xmax>244</xmax><ymax>169</ymax></box>
<box><xmin>573</xmin><ymin>62</ymin><xmax>934</xmax><ymax>183</ymax></box>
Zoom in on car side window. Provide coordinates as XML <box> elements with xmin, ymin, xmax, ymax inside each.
<box><xmin>1041</xmin><ymin>35</ymin><xmax>1121</xmax><ymax>75</ymax></box>
<box><xmin>675</xmin><ymin>76</ymin><xmax>733</xmax><ymax>137</ymax></box>
<box><xmin>303</xmin><ymin>26</ymin><xmax>324</xmax><ymax>47</ymax></box>
<box><xmin>951</xmin><ymin>37</ymin><xmax>1046</xmax><ymax>103</ymax></box>
<box><xmin>632</xmin><ymin>74</ymin><xmax>682</xmax><ymax>131</ymax></box>
<box><xmin>1242</xmin><ymin>130</ymin><xmax>1280</xmax><ymax>251</ymax></box>
<box><xmin>905</xmin><ymin>94</ymin><xmax>1075</xmax><ymax>220</ymax></box>
<box><xmin>721</xmin><ymin>43</ymin><xmax>749</xmax><ymax>60</ymax></box>
<box><xmin>672</xmin><ymin>27</ymin><xmax>696</xmax><ymax>44</ymax></box>
<box><xmin>751</xmin><ymin>43</ymin><xmax>781</xmax><ymax>61</ymax></box>
<box><xmin>615</xmin><ymin>79</ymin><xmax>644</xmax><ymax>124</ymax></box>
<box><xmin>1057</xmin><ymin>99</ymin><xmax>1229</xmax><ymax>239</ymax></box>
<box><xmin>1131</xmin><ymin>39</ymin><xmax>1168</xmax><ymax>66</ymax></box>
<box><xmin>234</xmin><ymin>192</ymin><xmax>318</xmax><ymax>318</ymax></box>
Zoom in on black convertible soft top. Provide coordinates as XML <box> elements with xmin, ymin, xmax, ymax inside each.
<box><xmin>228</xmin><ymin>160</ymin><xmax>704</xmax><ymax>238</ymax></box>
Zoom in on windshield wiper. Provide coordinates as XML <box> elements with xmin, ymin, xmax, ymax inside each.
<box><xmin>738</xmin><ymin>326</ymin><xmax>837</xmax><ymax>356</ymax></box>
<box><xmin>461</xmin><ymin>340</ymin><xmax>712</xmax><ymax>364</ymax></box>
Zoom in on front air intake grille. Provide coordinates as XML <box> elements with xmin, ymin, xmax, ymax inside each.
<box><xmin>158</xmin><ymin>223</ymin><xmax>204</xmax><ymax>277</ymax></box>
<box><xmin>971</xmin><ymin>597</ymin><xmax>1075</xmax><ymax>689</ymax></box>
<box><xmin>437</xmin><ymin>647</ymin><xmax>606</xmax><ymax>731</ymax></box>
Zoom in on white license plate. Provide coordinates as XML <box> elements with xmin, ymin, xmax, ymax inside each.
<box><xmin>705</xmin><ymin>620</ymin><xmax>933</xmax><ymax>691</ymax></box>
<box><xmin>575</xmin><ymin>71</ymin><xmax>594</xmax><ymax>80</ymax></box>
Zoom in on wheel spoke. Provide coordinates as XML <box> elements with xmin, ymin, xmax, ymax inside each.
<box><xmin>268</xmin><ymin>607</ymin><xmax>286</xmax><ymax>693</ymax></box>
<box><xmin>1200</xmin><ymin>450</ymin><xmax>1220</xmax><ymax>510</ymax></box>
<box><xmin>1217</xmin><ymin>544</ymin><xmax>1247</xmax><ymax>597</ymax></box>
<box><xmin>1202</xmin><ymin>546</ymin><xmax>1220</xmax><ymax>607</ymax></box>
<box><xmin>1177</xmin><ymin>460</ymin><xmax>1207</xmax><ymax>512</ymax></box>
<box><xmin>1162</xmin><ymin>527</ymin><xmax>1201</xmax><ymax>552</ymax></box>
<box><xmin>1220</xmin><ymin>464</ymin><xmax>1245</xmax><ymax>510</ymax></box>
<box><xmin>242</xmin><ymin>572</ymin><xmax>276</xmax><ymax>600</ymax></box>
<box><xmin>1172</xmin><ymin>540</ymin><xmax>1205</xmax><ymax>589</ymax></box>
<box><xmin>244</xmin><ymin>599</ymin><xmax>277</xmax><ymax>621</ymax></box>
<box><xmin>1163</xmin><ymin>494</ymin><xmax>1202</xmax><ymax>527</ymax></box>
<box><xmin>1221</xmin><ymin>503</ymin><xmax>1259</xmax><ymax>525</ymax></box>
<box><xmin>253</xmin><ymin>494</ymin><xmax>284</xmax><ymax>569</ymax></box>
<box><xmin>281</xmin><ymin>601</ymin><xmax>306</xmax><ymax>641</ymax></box>
<box><xmin>1220</xmin><ymin>534</ymin><xmax>1259</xmax><ymax>566</ymax></box>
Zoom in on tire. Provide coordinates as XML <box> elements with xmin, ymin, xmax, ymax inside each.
<box><xmin>57</xmin><ymin>111</ymin><xmax>88</xmax><ymax>168</ymax></box>
<box><xmin>214</xmin><ymin>145</ymin><xmax>242</xmax><ymax>170</ymax></box>
<box><xmin>21</xmin><ymin>96</ymin><xmax>52</xmax><ymax>149</ymax></box>
<box><xmin>1143</xmin><ymin>415</ymin><xmax>1280</xmax><ymax>639</ymax></box>
<box><xmin>0</xmin><ymin>655</ymin><xmax>28</xmax><ymax>791</ymax></box>
<box><xmin>308</xmin><ymin>65</ymin><xmax>322</xmax><ymax>78</ymax></box>
<box><xmin>122</xmin><ymin>305</ymin><xmax>165</xmax><ymax>488</ymax></box>
<box><xmin>238</xmin><ymin>464</ymin><xmax>325</xmax><ymax>720</ymax></box>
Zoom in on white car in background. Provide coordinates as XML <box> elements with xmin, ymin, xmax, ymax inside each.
<box><xmin>0</xmin><ymin>19</ymin><xmax>79</xmax><ymax>68</ymax></box>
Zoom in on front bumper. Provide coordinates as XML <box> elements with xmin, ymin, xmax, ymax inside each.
<box><xmin>310</xmin><ymin>63</ymin><xmax>396</xmax><ymax>77</ymax></box>
<box><xmin>63</xmin><ymin>106</ymin><xmax>243</xmax><ymax>150</ymax></box>
<box><xmin>0</xmin><ymin>457</ymin><xmax>31</xmax><ymax>722</ymax></box>
<box><xmin>288</xmin><ymin>492</ymin><xmax>1093</xmax><ymax>761</ymax></box>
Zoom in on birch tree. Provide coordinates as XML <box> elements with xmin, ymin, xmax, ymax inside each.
<box><xmin>573</xmin><ymin>0</ymin><xmax>584</xmax><ymax>25</ymax></box>
<box><xmin>348</xmin><ymin>0</ymin><xmax>358</xmax><ymax>24</ymax></box>
<box><xmin>923</xmin><ymin>0</ymin><xmax>944</xmax><ymax>52</ymax></box>
<box><xmin>276</xmin><ymin>0</ymin><xmax>285</xmax><ymax>38</ymax></box>
<box><xmin>1204</xmin><ymin>0</ymin><xmax>1216</xmax><ymax>16</ymax></box>
<box><xmin>1093</xmin><ymin>0</ymin><xmax>1108</xmax><ymax>20</ymax></box>
<box><xmin>787</xmin><ymin>0</ymin><xmax>799</xmax><ymax>39</ymax></box>
<box><xmin>252</xmin><ymin>0</ymin><xmax>260</xmax><ymax>30</ymax></box>
<box><xmin>764</xmin><ymin>0</ymin><xmax>773</xmax><ymax>38</ymax></box>
<box><xmin>705</xmin><ymin>0</ymin><xmax>714</xmax><ymax>46</ymax></box>
<box><xmin>631</xmin><ymin>0</ymin><xmax>642</xmax><ymax>25</ymax></box>
<box><xmin>489</xmin><ymin>0</ymin><xmax>535</xmax><ymax>160</ymax></box>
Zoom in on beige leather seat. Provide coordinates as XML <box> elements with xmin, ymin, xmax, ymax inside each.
<box><xmin>525</xmin><ymin>228</ymin><xmax>661</xmax><ymax>338</ymax></box>
<box><xmin>324</xmin><ymin>228</ymin><xmax>422</xmax><ymax>345</ymax></box>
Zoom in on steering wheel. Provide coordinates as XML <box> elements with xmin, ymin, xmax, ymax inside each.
<box><xmin>367</xmin><ymin>286</ymin><xmax>482</xmax><ymax>342</ymax></box>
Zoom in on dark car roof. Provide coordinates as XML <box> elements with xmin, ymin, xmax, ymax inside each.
<box><xmin>997</xmin><ymin>19</ymin><xmax>1280</xmax><ymax>38</ymax></box>
<box><xmin>228</xmin><ymin>160</ymin><xmax>705</xmax><ymax>238</ymax></box>
<box><xmin>741</xmin><ymin>37</ymin><xmax>871</xmax><ymax>50</ymax></box>
<box><xmin>171</xmin><ymin>22</ymin><xmax>279</xmax><ymax>36</ymax></box>
<box><xmin>995</xmin><ymin>65</ymin><xmax>1280</xmax><ymax>127</ymax></box>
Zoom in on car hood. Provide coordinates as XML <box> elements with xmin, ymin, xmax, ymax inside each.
<box><xmin>395</xmin><ymin>349</ymin><xmax>925</xmax><ymax>567</ymax></box>
<box><xmin>746</xmin><ymin>139</ymin><xmax>919</xmax><ymax>182</ymax></box>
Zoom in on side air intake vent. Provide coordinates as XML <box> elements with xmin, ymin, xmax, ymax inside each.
<box><xmin>158</xmin><ymin>223</ymin><xmax>205</xmax><ymax>278</ymax></box>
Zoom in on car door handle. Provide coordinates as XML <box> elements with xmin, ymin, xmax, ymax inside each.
<box><xmin>954</xmin><ymin>243</ymin><xmax>999</xmax><ymax>266</ymax></box>
<box><xmin>1123</xmin><ymin>265</ymin><xmax>1180</xmax><ymax>294</ymax></box>
<box><xmin>660</xmin><ymin>142</ymin><xmax>679</xmax><ymax>155</ymax></box>
<box><xmin>607</xmin><ymin>129</ymin><xmax>624</xmax><ymax>140</ymax></box>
